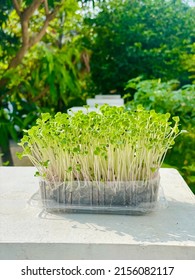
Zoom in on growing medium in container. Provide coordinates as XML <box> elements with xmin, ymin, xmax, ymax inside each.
<box><xmin>18</xmin><ymin>105</ymin><xmax>181</xmax><ymax>214</ymax></box>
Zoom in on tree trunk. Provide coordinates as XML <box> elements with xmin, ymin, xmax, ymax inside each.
<box><xmin>8</xmin><ymin>45</ymin><xmax>29</xmax><ymax>69</ymax></box>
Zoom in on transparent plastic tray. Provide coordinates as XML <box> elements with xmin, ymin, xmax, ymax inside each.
<box><xmin>29</xmin><ymin>175</ymin><xmax>168</xmax><ymax>215</ymax></box>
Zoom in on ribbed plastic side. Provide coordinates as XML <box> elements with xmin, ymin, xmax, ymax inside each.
<box><xmin>39</xmin><ymin>174</ymin><xmax>161</xmax><ymax>215</ymax></box>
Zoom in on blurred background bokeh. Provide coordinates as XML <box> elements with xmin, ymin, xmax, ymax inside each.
<box><xmin>0</xmin><ymin>0</ymin><xmax>194</xmax><ymax>192</ymax></box>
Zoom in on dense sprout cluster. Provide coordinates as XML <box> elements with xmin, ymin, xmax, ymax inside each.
<box><xmin>18</xmin><ymin>105</ymin><xmax>180</xmax><ymax>184</ymax></box>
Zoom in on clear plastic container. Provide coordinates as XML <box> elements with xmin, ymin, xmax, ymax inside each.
<box><xmin>34</xmin><ymin>174</ymin><xmax>167</xmax><ymax>215</ymax></box>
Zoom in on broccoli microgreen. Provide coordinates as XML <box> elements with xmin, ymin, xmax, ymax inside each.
<box><xmin>18</xmin><ymin>105</ymin><xmax>181</xmax><ymax>185</ymax></box>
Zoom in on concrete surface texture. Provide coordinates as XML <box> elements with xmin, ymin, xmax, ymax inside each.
<box><xmin>0</xmin><ymin>167</ymin><xmax>195</xmax><ymax>260</ymax></box>
<box><xmin>67</xmin><ymin>106</ymin><xmax>99</xmax><ymax>115</ymax></box>
<box><xmin>95</xmin><ymin>95</ymin><xmax>121</xmax><ymax>99</ymax></box>
<box><xmin>86</xmin><ymin>98</ymin><xmax>124</xmax><ymax>106</ymax></box>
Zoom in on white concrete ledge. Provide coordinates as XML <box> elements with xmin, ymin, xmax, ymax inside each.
<box><xmin>87</xmin><ymin>98</ymin><xmax>124</xmax><ymax>106</ymax></box>
<box><xmin>0</xmin><ymin>167</ymin><xmax>195</xmax><ymax>260</ymax></box>
<box><xmin>95</xmin><ymin>95</ymin><xmax>121</xmax><ymax>99</ymax></box>
<box><xmin>67</xmin><ymin>107</ymin><xmax>99</xmax><ymax>115</ymax></box>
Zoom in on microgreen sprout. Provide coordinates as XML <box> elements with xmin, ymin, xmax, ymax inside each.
<box><xmin>18</xmin><ymin>105</ymin><xmax>181</xmax><ymax>187</ymax></box>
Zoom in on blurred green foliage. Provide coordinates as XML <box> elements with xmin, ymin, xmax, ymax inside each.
<box><xmin>84</xmin><ymin>0</ymin><xmax>195</xmax><ymax>95</ymax></box>
<box><xmin>0</xmin><ymin>0</ymin><xmax>90</xmax><ymax>163</ymax></box>
<box><xmin>0</xmin><ymin>0</ymin><xmax>194</xmax><ymax>194</ymax></box>
<box><xmin>125</xmin><ymin>78</ymin><xmax>195</xmax><ymax>193</ymax></box>
<box><xmin>183</xmin><ymin>43</ymin><xmax>195</xmax><ymax>82</ymax></box>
